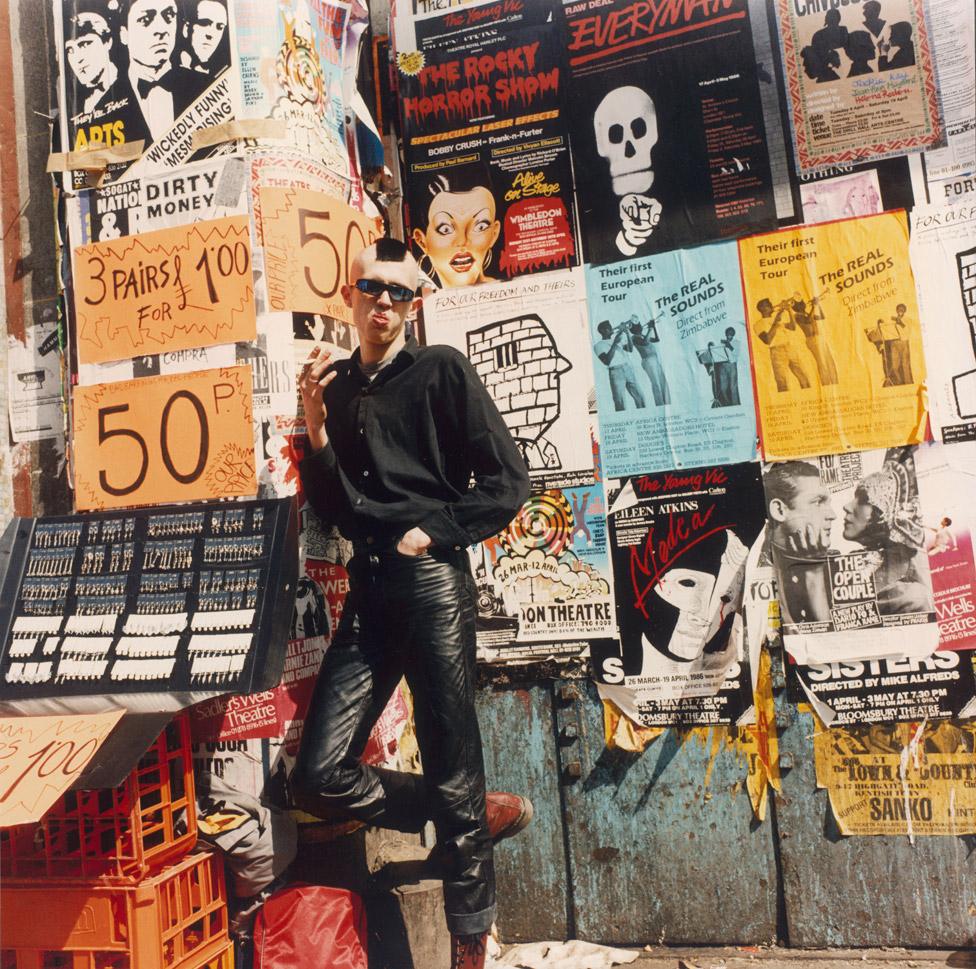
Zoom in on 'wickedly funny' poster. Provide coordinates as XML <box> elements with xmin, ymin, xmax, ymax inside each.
<box><xmin>739</xmin><ymin>210</ymin><xmax>926</xmax><ymax>460</ymax></box>
<box><xmin>774</xmin><ymin>0</ymin><xmax>944</xmax><ymax>172</ymax></box>
<box><xmin>586</xmin><ymin>241</ymin><xmax>757</xmax><ymax>477</ymax></box>
<box><xmin>55</xmin><ymin>0</ymin><xmax>238</xmax><ymax>188</ymax></box>
<box><xmin>595</xmin><ymin>461</ymin><xmax>766</xmax><ymax>726</ymax></box>
<box><xmin>399</xmin><ymin>25</ymin><xmax>579</xmax><ymax>286</ymax></box>
<box><xmin>557</xmin><ymin>0</ymin><xmax>776</xmax><ymax>265</ymax></box>
<box><xmin>469</xmin><ymin>484</ymin><xmax>615</xmax><ymax>663</ymax></box>
<box><xmin>422</xmin><ymin>269</ymin><xmax>595</xmax><ymax>488</ymax></box>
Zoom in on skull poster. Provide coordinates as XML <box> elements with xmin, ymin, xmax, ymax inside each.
<box><xmin>557</xmin><ymin>0</ymin><xmax>777</xmax><ymax>265</ymax></box>
<box><xmin>54</xmin><ymin>0</ymin><xmax>240</xmax><ymax>189</ymax></box>
<box><xmin>398</xmin><ymin>24</ymin><xmax>579</xmax><ymax>286</ymax></box>
<box><xmin>421</xmin><ymin>269</ymin><xmax>595</xmax><ymax>488</ymax></box>
<box><xmin>584</xmin><ymin>240</ymin><xmax>757</xmax><ymax>477</ymax></box>
<box><xmin>595</xmin><ymin>461</ymin><xmax>766</xmax><ymax>726</ymax></box>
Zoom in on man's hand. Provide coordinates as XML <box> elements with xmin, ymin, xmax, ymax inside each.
<box><xmin>300</xmin><ymin>345</ymin><xmax>337</xmax><ymax>451</ymax></box>
<box><xmin>397</xmin><ymin>526</ymin><xmax>433</xmax><ymax>557</ymax></box>
<box><xmin>785</xmin><ymin>522</ymin><xmax>831</xmax><ymax>556</ymax></box>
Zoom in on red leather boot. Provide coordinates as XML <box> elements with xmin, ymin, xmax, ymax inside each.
<box><xmin>450</xmin><ymin>932</ymin><xmax>488</xmax><ymax>969</ymax></box>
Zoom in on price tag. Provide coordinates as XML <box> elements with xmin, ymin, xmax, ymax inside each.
<box><xmin>73</xmin><ymin>366</ymin><xmax>257</xmax><ymax>511</ymax></box>
<box><xmin>258</xmin><ymin>187</ymin><xmax>383</xmax><ymax>324</ymax></box>
<box><xmin>73</xmin><ymin>215</ymin><xmax>256</xmax><ymax>365</ymax></box>
<box><xmin>0</xmin><ymin>710</ymin><xmax>124</xmax><ymax>825</ymax></box>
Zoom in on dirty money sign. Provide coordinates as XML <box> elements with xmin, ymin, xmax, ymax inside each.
<box><xmin>73</xmin><ymin>366</ymin><xmax>256</xmax><ymax>510</ymax></box>
<box><xmin>73</xmin><ymin>215</ymin><xmax>255</xmax><ymax>365</ymax></box>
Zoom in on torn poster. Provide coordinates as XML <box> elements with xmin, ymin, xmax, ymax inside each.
<box><xmin>421</xmin><ymin>269</ymin><xmax>595</xmax><ymax>488</ymax></box>
<box><xmin>399</xmin><ymin>24</ymin><xmax>579</xmax><ymax>284</ymax></box>
<box><xmin>813</xmin><ymin>718</ymin><xmax>976</xmax><ymax>836</ymax></box>
<box><xmin>586</xmin><ymin>241</ymin><xmax>757</xmax><ymax>477</ymax></box>
<box><xmin>773</xmin><ymin>0</ymin><xmax>943</xmax><ymax>172</ymax></box>
<box><xmin>915</xmin><ymin>442</ymin><xmax>976</xmax><ymax>653</ymax></box>
<box><xmin>469</xmin><ymin>484</ymin><xmax>614</xmax><ymax>663</ymax></box>
<box><xmin>910</xmin><ymin>202</ymin><xmax>976</xmax><ymax>443</ymax></box>
<box><xmin>739</xmin><ymin>211</ymin><xmax>926</xmax><ymax>459</ymax></box>
<box><xmin>234</xmin><ymin>0</ymin><xmax>351</xmax><ymax>181</ymax></box>
<box><xmin>558</xmin><ymin>0</ymin><xmax>776</xmax><ymax>264</ymax></box>
<box><xmin>763</xmin><ymin>446</ymin><xmax>939</xmax><ymax>667</ymax></box>
<box><xmin>595</xmin><ymin>461</ymin><xmax>766</xmax><ymax>727</ymax></box>
<box><xmin>7</xmin><ymin>323</ymin><xmax>63</xmax><ymax>444</ymax></box>
<box><xmin>54</xmin><ymin>0</ymin><xmax>240</xmax><ymax>189</ymax></box>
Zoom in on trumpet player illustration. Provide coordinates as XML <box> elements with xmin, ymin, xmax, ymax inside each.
<box><xmin>751</xmin><ymin>295</ymin><xmax>813</xmax><ymax>392</ymax></box>
<box><xmin>864</xmin><ymin>302</ymin><xmax>914</xmax><ymax>386</ymax></box>
<box><xmin>593</xmin><ymin>319</ymin><xmax>647</xmax><ymax>411</ymax></box>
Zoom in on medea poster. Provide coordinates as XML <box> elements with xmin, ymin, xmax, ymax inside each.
<box><xmin>558</xmin><ymin>0</ymin><xmax>776</xmax><ymax>265</ymax></box>
<box><xmin>399</xmin><ymin>25</ymin><xmax>578</xmax><ymax>285</ymax></box>
<box><xmin>55</xmin><ymin>0</ymin><xmax>238</xmax><ymax>188</ymax></box>
<box><xmin>774</xmin><ymin>0</ymin><xmax>943</xmax><ymax>172</ymax></box>
<box><xmin>595</xmin><ymin>462</ymin><xmax>766</xmax><ymax>726</ymax></box>
<box><xmin>585</xmin><ymin>241</ymin><xmax>757</xmax><ymax>476</ymax></box>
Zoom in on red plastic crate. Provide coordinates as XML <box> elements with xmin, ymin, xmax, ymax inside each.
<box><xmin>0</xmin><ymin>851</ymin><xmax>229</xmax><ymax>969</ymax></box>
<box><xmin>0</xmin><ymin>715</ymin><xmax>197</xmax><ymax>881</ymax></box>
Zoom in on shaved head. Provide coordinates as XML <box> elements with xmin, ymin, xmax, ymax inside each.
<box><xmin>351</xmin><ymin>239</ymin><xmax>419</xmax><ymax>288</ymax></box>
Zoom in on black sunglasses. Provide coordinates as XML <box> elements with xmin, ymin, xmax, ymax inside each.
<box><xmin>354</xmin><ymin>278</ymin><xmax>416</xmax><ymax>303</ymax></box>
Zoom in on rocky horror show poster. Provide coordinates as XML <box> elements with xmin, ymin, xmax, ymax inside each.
<box><xmin>557</xmin><ymin>0</ymin><xmax>777</xmax><ymax>265</ymax></box>
<box><xmin>399</xmin><ymin>24</ymin><xmax>579</xmax><ymax>286</ymax></box>
<box><xmin>595</xmin><ymin>461</ymin><xmax>766</xmax><ymax>726</ymax></box>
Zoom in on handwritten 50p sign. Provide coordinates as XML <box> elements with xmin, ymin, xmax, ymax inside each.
<box><xmin>259</xmin><ymin>187</ymin><xmax>383</xmax><ymax>324</ymax></box>
<box><xmin>0</xmin><ymin>710</ymin><xmax>124</xmax><ymax>827</ymax></box>
<box><xmin>73</xmin><ymin>215</ymin><xmax>256</xmax><ymax>365</ymax></box>
<box><xmin>73</xmin><ymin>366</ymin><xmax>257</xmax><ymax>511</ymax></box>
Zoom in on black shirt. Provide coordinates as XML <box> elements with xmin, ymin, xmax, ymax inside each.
<box><xmin>299</xmin><ymin>337</ymin><xmax>530</xmax><ymax>550</ymax></box>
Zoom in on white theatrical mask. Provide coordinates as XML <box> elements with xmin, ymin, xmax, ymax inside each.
<box><xmin>653</xmin><ymin>567</ymin><xmax>716</xmax><ymax>660</ymax></box>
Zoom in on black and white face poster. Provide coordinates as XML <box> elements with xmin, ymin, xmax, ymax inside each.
<box><xmin>399</xmin><ymin>24</ymin><xmax>579</xmax><ymax>286</ymax></box>
<box><xmin>55</xmin><ymin>0</ymin><xmax>238</xmax><ymax>188</ymax></box>
<box><xmin>557</xmin><ymin>0</ymin><xmax>776</xmax><ymax>265</ymax></box>
<box><xmin>595</xmin><ymin>461</ymin><xmax>767</xmax><ymax>726</ymax></box>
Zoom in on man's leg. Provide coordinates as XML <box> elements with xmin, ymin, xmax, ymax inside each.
<box><xmin>788</xmin><ymin>349</ymin><xmax>811</xmax><ymax>389</ymax></box>
<box><xmin>290</xmin><ymin>556</ymin><xmax>428</xmax><ymax>832</ymax></box>
<box><xmin>391</xmin><ymin>548</ymin><xmax>496</xmax><ymax>939</ymax></box>
<box><xmin>769</xmin><ymin>346</ymin><xmax>790</xmax><ymax>392</ymax></box>
<box><xmin>608</xmin><ymin>367</ymin><xmax>627</xmax><ymax>410</ymax></box>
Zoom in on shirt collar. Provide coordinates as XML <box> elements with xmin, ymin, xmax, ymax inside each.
<box><xmin>349</xmin><ymin>335</ymin><xmax>419</xmax><ymax>383</ymax></box>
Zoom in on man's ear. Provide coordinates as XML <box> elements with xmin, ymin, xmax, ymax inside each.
<box><xmin>768</xmin><ymin>498</ymin><xmax>787</xmax><ymax>524</ymax></box>
<box><xmin>340</xmin><ymin>283</ymin><xmax>353</xmax><ymax>309</ymax></box>
<box><xmin>409</xmin><ymin>294</ymin><xmax>422</xmax><ymax>318</ymax></box>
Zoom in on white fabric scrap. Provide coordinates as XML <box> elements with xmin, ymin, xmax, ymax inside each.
<box><xmin>491</xmin><ymin>940</ymin><xmax>640</xmax><ymax>968</ymax></box>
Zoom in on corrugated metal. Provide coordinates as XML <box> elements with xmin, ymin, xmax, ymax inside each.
<box><xmin>775</xmin><ymin>701</ymin><xmax>976</xmax><ymax>947</ymax></box>
<box><xmin>477</xmin><ymin>683</ymin><xmax>571</xmax><ymax>942</ymax></box>
<box><xmin>555</xmin><ymin>679</ymin><xmax>779</xmax><ymax>945</ymax></box>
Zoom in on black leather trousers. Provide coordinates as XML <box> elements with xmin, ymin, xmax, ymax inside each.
<box><xmin>290</xmin><ymin>546</ymin><xmax>496</xmax><ymax>936</ymax></box>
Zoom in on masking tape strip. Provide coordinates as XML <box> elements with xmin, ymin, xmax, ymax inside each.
<box><xmin>191</xmin><ymin>119</ymin><xmax>288</xmax><ymax>149</ymax></box>
<box><xmin>47</xmin><ymin>140</ymin><xmax>145</xmax><ymax>173</ymax></box>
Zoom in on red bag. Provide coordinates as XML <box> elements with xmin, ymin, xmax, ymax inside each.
<box><xmin>254</xmin><ymin>884</ymin><xmax>368</xmax><ymax>969</ymax></box>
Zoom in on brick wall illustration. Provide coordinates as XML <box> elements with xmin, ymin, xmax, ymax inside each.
<box><xmin>466</xmin><ymin>314</ymin><xmax>572</xmax><ymax>471</ymax></box>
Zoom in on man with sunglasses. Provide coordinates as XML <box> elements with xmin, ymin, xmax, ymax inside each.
<box><xmin>293</xmin><ymin>238</ymin><xmax>532</xmax><ymax>969</ymax></box>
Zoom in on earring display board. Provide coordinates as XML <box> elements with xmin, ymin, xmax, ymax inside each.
<box><xmin>0</xmin><ymin>497</ymin><xmax>298</xmax><ymax>700</ymax></box>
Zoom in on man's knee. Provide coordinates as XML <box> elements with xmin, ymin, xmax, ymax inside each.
<box><xmin>289</xmin><ymin>756</ymin><xmax>355</xmax><ymax>809</ymax></box>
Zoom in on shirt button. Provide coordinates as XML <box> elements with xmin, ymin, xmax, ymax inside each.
<box><xmin>366</xmin><ymin>536</ymin><xmax>374</xmax><ymax>545</ymax></box>
<box><xmin>355</xmin><ymin>498</ymin><xmax>364</xmax><ymax>506</ymax></box>
<box><xmin>791</xmin><ymin>576</ymin><xmax>798</xmax><ymax>583</ymax></box>
<box><xmin>359</xmin><ymin>426</ymin><xmax>365</xmax><ymax>435</ymax></box>
<box><xmin>454</xmin><ymin>546</ymin><xmax>461</xmax><ymax>551</ymax></box>
<box><xmin>362</xmin><ymin>470</ymin><xmax>369</xmax><ymax>478</ymax></box>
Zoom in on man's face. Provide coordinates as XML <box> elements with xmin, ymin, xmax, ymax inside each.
<box><xmin>343</xmin><ymin>250</ymin><xmax>419</xmax><ymax>353</ymax></box>
<box><xmin>122</xmin><ymin>0</ymin><xmax>177</xmax><ymax>72</ymax></box>
<box><xmin>189</xmin><ymin>0</ymin><xmax>227</xmax><ymax>65</ymax></box>
<box><xmin>771</xmin><ymin>475</ymin><xmax>836</xmax><ymax>545</ymax></box>
<box><xmin>66</xmin><ymin>15</ymin><xmax>113</xmax><ymax>88</ymax></box>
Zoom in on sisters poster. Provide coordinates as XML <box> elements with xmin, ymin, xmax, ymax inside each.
<box><xmin>739</xmin><ymin>211</ymin><xmax>926</xmax><ymax>459</ymax></box>
<box><xmin>774</xmin><ymin>0</ymin><xmax>943</xmax><ymax>172</ymax></box>
<box><xmin>558</xmin><ymin>0</ymin><xmax>776</xmax><ymax>264</ymax></box>
<box><xmin>595</xmin><ymin>462</ymin><xmax>766</xmax><ymax>726</ymax></box>
<box><xmin>399</xmin><ymin>25</ymin><xmax>578</xmax><ymax>286</ymax></box>
<box><xmin>586</xmin><ymin>242</ymin><xmax>757</xmax><ymax>477</ymax></box>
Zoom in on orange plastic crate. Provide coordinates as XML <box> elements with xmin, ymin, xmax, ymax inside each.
<box><xmin>0</xmin><ymin>716</ymin><xmax>197</xmax><ymax>881</ymax></box>
<box><xmin>0</xmin><ymin>938</ymin><xmax>235</xmax><ymax>969</ymax></box>
<box><xmin>0</xmin><ymin>851</ymin><xmax>228</xmax><ymax>969</ymax></box>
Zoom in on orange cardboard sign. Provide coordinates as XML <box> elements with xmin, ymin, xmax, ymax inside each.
<box><xmin>73</xmin><ymin>366</ymin><xmax>257</xmax><ymax>511</ymax></box>
<box><xmin>73</xmin><ymin>215</ymin><xmax>256</xmax><ymax>365</ymax></box>
<box><xmin>0</xmin><ymin>710</ymin><xmax>124</xmax><ymax>827</ymax></box>
<box><xmin>259</xmin><ymin>187</ymin><xmax>383</xmax><ymax>323</ymax></box>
